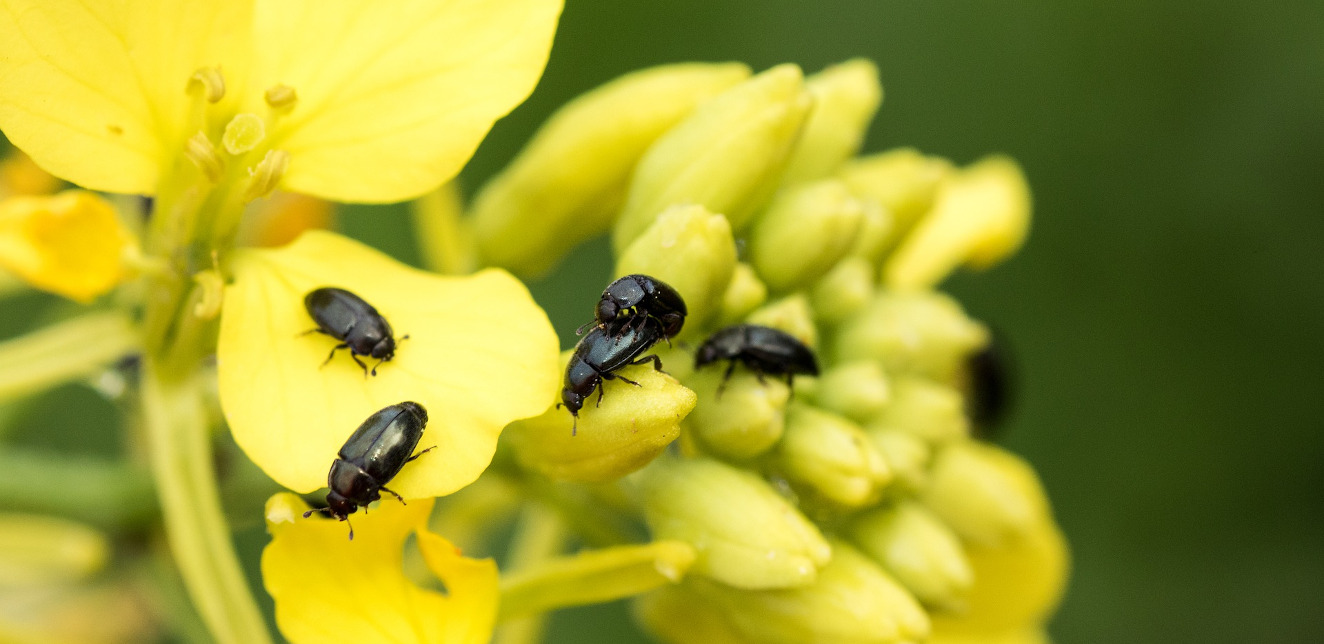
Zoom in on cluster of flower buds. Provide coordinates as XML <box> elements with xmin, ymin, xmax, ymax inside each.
<box><xmin>475</xmin><ymin>60</ymin><xmax>1065</xmax><ymax>643</ymax></box>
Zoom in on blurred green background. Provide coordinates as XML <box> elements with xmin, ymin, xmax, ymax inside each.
<box><xmin>4</xmin><ymin>1</ymin><xmax>1321</xmax><ymax>642</ymax></box>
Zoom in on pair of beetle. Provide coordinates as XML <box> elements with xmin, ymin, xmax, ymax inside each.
<box><xmin>299</xmin><ymin>275</ymin><xmax>822</xmax><ymax>533</ymax></box>
<box><xmin>559</xmin><ymin>274</ymin><xmax>820</xmax><ymax>434</ymax></box>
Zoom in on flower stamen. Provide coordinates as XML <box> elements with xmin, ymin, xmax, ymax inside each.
<box><xmin>243</xmin><ymin>150</ymin><xmax>290</xmax><ymax>202</ymax></box>
<box><xmin>184</xmin><ymin>132</ymin><xmax>225</xmax><ymax>183</ymax></box>
<box><xmin>222</xmin><ymin>114</ymin><xmax>267</xmax><ymax>155</ymax></box>
<box><xmin>186</xmin><ymin>67</ymin><xmax>226</xmax><ymax>104</ymax></box>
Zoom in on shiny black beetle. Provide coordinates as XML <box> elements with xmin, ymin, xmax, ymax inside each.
<box><xmin>303</xmin><ymin>401</ymin><xmax>434</xmax><ymax>539</ymax></box>
<box><xmin>694</xmin><ymin>324</ymin><xmax>819</xmax><ymax>393</ymax></box>
<box><xmin>582</xmin><ymin>274</ymin><xmax>688</xmax><ymax>339</ymax></box>
<box><xmin>302</xmin><ymin>287</ymin><xmax>406</xmax><ymax>376</ymax></box>
<box><xmin>964</xmin><ymin>331</ymin><xmax>1014</xmax><ymax>437</ymax></box>
<box><xmin>558</xmin><ymin>323</ymin><xmax>664</xmax><ymax>435</ymax></box>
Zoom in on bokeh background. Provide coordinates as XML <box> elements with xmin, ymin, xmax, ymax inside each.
<box><xmin>4</xmin><ymin>1</ymin><xmax>1321</xmax><ymax>642</ymax></box>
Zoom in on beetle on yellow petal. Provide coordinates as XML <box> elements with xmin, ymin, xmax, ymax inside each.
<box><xmin>218</xmin><ymin>230</ymin><xmax>560</xmax><ymax>498</ymax></box>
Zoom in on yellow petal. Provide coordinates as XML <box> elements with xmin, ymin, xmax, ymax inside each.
<box><xmin>218</xmin><ymin>230</ymin><xmax>559</xmax><ymax>496</ymax></box>
<box><xmin>0</xmin><ymin>0</ymin><xmax>251</xmax><ymax>193</ymax></box>
<box><xmin>0</xmin><ymin>151</ymin><xmax>59</xmax><ymax>198</ymax></box>
<box><xmin>262</xmin><ymin>493</ymin><xmax>498</xmax><ymax>644</ymax></box>
<box><xmin>930</xmin><ymin>628</ymin><xmax>1050</xmax><ymax>644</ymax></box>
<box><xmin>0</xmin><ymin>191</ymin><xmax>133</xmax><ymax>302</ymax></box>
<box><xmin>252</xmin><ymin>0</ymin><xmax>562</xmax><ymax>202</ymax></box>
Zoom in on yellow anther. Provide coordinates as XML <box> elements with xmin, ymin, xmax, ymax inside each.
<box><xmin>223</xmin><ymin>114</ymin><xmax>267</xmax><ymax>155</ymax></box>
<box><xmin>264</xmin><ymin>84</ymin><xmax>299</xmax><ymax>110</ymax></box>
<box><xmin>184</xmin><ymin>132</ymin><xmax>224</xmax><ymax>183</ymax></box>
<box><xmin>243</xmin><ymin>150</ymin><xmax>290</xmax><ymax>202</ymax></box>
<box><xmin>187</xmin><ymin>67</ymin><xmax>226</xmax><ymax>103</ymax></box>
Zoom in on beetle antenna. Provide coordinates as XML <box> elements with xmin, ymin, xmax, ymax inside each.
<box><xmin>346</xmin><ymin>517</ymin><xmax>354</xmax><ymax>541</ymax></box>
<box><xmin>303</xmin><ymin>507</ymin><xmax>330</xmax><ymax>519</ymax></box>
<box><xmin>575</xmin><ymin>320</ymin><xmax>597</xmax><ymax>336</ymax></box>
<box><xmin>571</xmin><ymin>415</ymin><xmax>578</xmax><ymax>437</ymax></box>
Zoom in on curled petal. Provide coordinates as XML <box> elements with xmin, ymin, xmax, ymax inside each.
<box><xmin>262</xmin><ymin>493</ymin><xmax>498</xmax><ymax>644</ymax></box>
<box><xmin>218</xmin><ymin>231</ymin><xmax>559</xmax><ymax>496</ymax></box>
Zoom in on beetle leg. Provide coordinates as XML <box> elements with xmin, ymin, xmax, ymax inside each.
<box><xmin>614</xmin><ymin>374</ymin><xmax>642</xmax><ymax>387</ymax></box>
<box><xmin>350</xmin><ymin>353</ymin><xmax>370</xmax><ymax>377</ymax></box>
<box><xmin>595</xmin><ymin>383</ymin><xmax>605</xmax><ymax>407</ymax></box>
<box><xmin>403</xmin><ymin>446</ymin><xmax>437</xmax><ymax>464</ymax></box>
<box><xmin>715</xmin><ymin>359</ymin><xmax>738</xmax><ymax>398</ymax></box>
<box><xmin>299</xmin><ymin>328</ymin><xmax>329</xmax><ymax>337</ymax></box>
<box><xmin>379</xmin><ymin>486</ymin><xmax>407</xmax><ymax>505</ymax></box>
<box><xmin>321</xmin><ymin>344</ymin><xmax>349</xmax><ymax>368</ymax></box>
<box><xmin>631</xmin><ymin>354</ymin><xmax>666</xmax><ymax>373</ymax></box>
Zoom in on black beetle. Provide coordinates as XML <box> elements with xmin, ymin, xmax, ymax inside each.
<box><xmin>581</xmin><ymin>274</ymin><xmax>688</xmax><ymax>340</ymax></box>
<box><xmin>303</xmin><ymin>401</ymin><xmax>435</xmax><ymax>539</ymax></box>
<box><xmin>694</xmin><ymin>324</ymin><xmax>819</xmax><ymax>393</ymax></box>
<box><xmin>964</xmin><ymin>331</ymin><xmax>1014</xmax><ymax>437</ymax></box>
<box><xmin>558</xmin><ymin>322</ymin><xmax>665</xmax><ymax>435</ymax></box>
<box><xmin>302</xmin><ymin>287</ymin><xmax>407</xmax><ymax>376</ymax></box>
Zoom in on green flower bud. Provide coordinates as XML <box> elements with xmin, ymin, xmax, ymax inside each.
<box><xmin>777</xmin><ymin>404</ymin><xmax>891</xmax><ymax>508</ymax></box>
<box><xmin>641</xmin><ymin>540</ymin><xmax>929</xmax><ymax>644</ymax></box>
<box><xmin>884</xmin><ymin>155</ymin><xmax>1031</xmax><ymax>290</ymax></box>
<box><xmin>505</xmin><ymin>358</ymin><xmax>696</xmax><ymax>483</ymax></box>
<box><xmin>0</xmin><ymin>513</ymin><xmax>108</xmax><ymax>585</ymax></box>
<box><xmin>847</xmin><ymin>198</ymin><xmax>894</xmax><ymax>262</ymax></box>
<box><xmin>500</xmin><ymin>540</ymin><xmax>697</xmax><ymax>619</ymax></box>
<box><xmin>613</xmin><ymin>64</ymin><xmax>814</xmax><ymax>251</ymax></box>
<box><xmin>838</xmin><ymin>148</ymin><xmax>951</xmax><ymax>251</ymax></box>
<box><xmin>638</xmin><ymin>457</ymin><xmax>831</xmax><ymax>589</ymax></box>
<box><xmin>814</xmin><ymin>360</ymin><xmax>890</xmax><ymax>422</ymax></box>
<box><xmin>472</xmin><ymin>62</ymin><xmax>751</xmax><ymax>276</ymax></box>
<box><xmin>617</xmin><ymin>204</ymin><xmax>737</xmax><ymax>335</ymax></box>
<box><xmin>780</xmin><ymin>59</ymin><xmax>884</xmax><ymax>185</ymax></box>
<box><xmin>745</xmin><ymin>294</ymin><xmax>819</xmax><ymax>350</ymax></box>
<box><xmin>683</xmin><ymin>367</ymin><xmax>790</xmax><ymax>460</ymax></box>
<box><xmin>865</xmin><ymin>376</ymin><xmax>969</xmax><ymax>445</ymax></box>
<box><xmin>832</xmin><ymin>290</ymin><xmax>988</xmax><ymax>381</ymax></box>
<box><xmin>922</xmin><ymin>441</ymin><xmax>1052</xmax><ymax>547</ymax></box>
<box><xmin>634</xmin><ymin>583</ymin><xmax>746</xmax><ymax>644</ymax></box>
<box><xmin>810</xmin><ymin>256</ymin><xmax>875</xmax><ymax>325</ymax></box>
<box><xmin>865</xmin><ymin>428</ymin><xmax>931</xmax><ymax>493</ymax></box>
<box><xmin>848</xmin><ymin>501</ymin><xmax>973</xmax><ymax>609</ymax></box>
<box><xmin>749</xmin><ymin>179</ymin><xmax>866</xmax><ymax>292</ymax></box>
<box><xmin>716</xmin><ymin>262</ymin><xmax>768</xmax><ymax>327</ymax></box>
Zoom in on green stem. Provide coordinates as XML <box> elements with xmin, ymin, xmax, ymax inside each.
<box><xmin>141</xmin><ymin>360</ymin><xmax>271</xmax><ymax>644</ymax></box>
<box><xmin>0</xmin><ymin>450</ymin><xmax>156</xmax><ymax>531</ymax></box>
<box><xmin>0</xmin><ymin>311</ymin><xmax>138</xmax><ymax>403</ymax></box>
<box><xmin>492</xmin><ymin>503</ymin><xmax>565</xmax><ymax>644</ymax></box>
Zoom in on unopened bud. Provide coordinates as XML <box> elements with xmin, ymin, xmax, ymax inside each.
<box><xmin>715</xmin><ymin>262</ymin><xmax>767</xmax><ymax>326</ymax></box>
<box><xmin>848</xmin><ymin>501</ymin><xmax>973</xmax><ymax>609</ymax></box>
<box><xmin>810</xmin><ymin>256</ymin><xmax>875</xmax><ymax>325</ymax></box>
<box><xmin>777</xmin><ymin>404</ymin><xmax>891</xmax><ymax>508</ymax></box>
<box><xmin>922</xmin><ymin>441</ymin><xmax>1051</xmax><ymax>547</ymax></box>
<box><xmin>641</xmin><ymin>540</ymin><xmax>929</xmax><ymax>644</ymax></box>
<box><xmin>473</xmin><ymin>63</ymin><xmax>750</xmax><ymax>276</ymax></box>
<box><xmin>781</xmin><ymin>59</ymin><xmax>884</xmax><ymax>185</ymax></box>
<box><xmin>832</xmin><ymin>290</ymin><xmax>988</xmax><ymax>381</ymax></box>
<box><xmin>617</xmin><ymin>204</ymin><xmax>736</xmax><ymax>335</ymax></box>
<box><xmin>638</xmin><ymin>457</ymin><xmax>830</xmax><ymax>589</ymax></box>
<box><xmin>848</xmin><ymin>198</ymin><xmax>893</xmax><ymax>262</ymax></box>
<box><xmin>745</xmin><ymin>294</ymin><xmax>818</xmax><ymax>350</ymax></box>
<box><xmin>865</xmin><ymin>428</ymin><xmax>931</xmax><ymax>493</ymax></box>
<box><xmin>613</xmin><ymin>64</ymin><xmax>813</xmax><ymax>251</ymax></box>
<box><xmin>749</xmin><ymin>179</ymin><xmax>865</xmax><ymax>292</ymax></box>
<box><xmin>814</xmin><ymin>360</ymin><xmax>890</xmax><ymax>423</ymax></box>
<box><xmin>682</xmin><ymin>367</ymin><xmax>790</xmax><ymax>460</ymax></box>
<box><xmin>506</xmin><ymin>357</ymin><xmax>695</xmax><ymax>483</ymax></box>
<box><xmin>0</xmin><ymin>513</ymin><xmax>108</xmax><ymax>585</ymax></box>
<box><xmin>866</xmin><ymin>375</ymin><xmax>968</xmax><ymax>445</ymax></box>
<box><xmin>838</xmin><ymin>148</ymin><xmax>951</xmax><ymax>250</ymax></box>
<box><xmin>884</xmin><ymin>155</ymin><xmax>1032</xmax><ymax>289</ymax></box>
<box><xmin>930</xmin><ymin>516</ymin><xmax>1069</xmax><ymax>634</ymax></box>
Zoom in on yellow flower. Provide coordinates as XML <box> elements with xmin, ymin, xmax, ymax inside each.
<box><xmin>0</xmin><ymin>0</ymin><xmax>561</xmax><ymax>203</ymax></box>
<box><xmin>0</xmin><ymin>190</ymin><xmax>133</xmax><ymax>302</ymax></box>
<box><xmin>218</xmin><ymin>231</ymin><xmax>559</xmax><ymax>497</ymax></box>
<box><xmin>263</xmin><ymin>493</ymin><xmax>497</xmax><ymax>644</ymax></box>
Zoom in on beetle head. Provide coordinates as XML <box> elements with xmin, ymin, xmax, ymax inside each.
<box><xmin>369</xmin><ymin>336</ymin><xmax>396</xmax><ymax>360</ymax></box>
<box><xmin>560</xmin><ymin>388</ymin><xmax>584</xmax><ymax>415</ymax></box>
<box><xmin>595</xmin><ymin>298</ymin><xmax>620</xmax><ymax>325</ymax></box>
<box><xmin>659</xmin><ymin>312</ymin><xmax>685</xmax><ymax>339</ymax></box>
<box><xmin>325</xmin><ymin>492</ymin><xmax>358</xmax><ymax>522</ymax></box>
